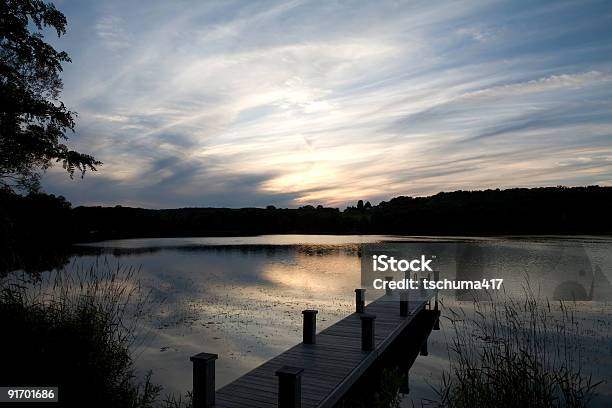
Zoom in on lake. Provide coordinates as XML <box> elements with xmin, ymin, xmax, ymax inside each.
<box><xmin>33</xmin><ymin>235</ymin><xmax>612</xmax><ymax>405</ymax></box>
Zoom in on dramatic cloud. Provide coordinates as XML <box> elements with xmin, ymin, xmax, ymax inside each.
<box><xmin>42</xmin><ymin>0</ymin><xmax>612</xmax><ymax>208</ymax></box>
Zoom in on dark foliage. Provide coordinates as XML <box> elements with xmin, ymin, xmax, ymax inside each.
<box><xmin>1</xmin><ymin>185</ymin><xmax>611</xmax><ymax>273</ymax></box>
<box><xmin>71</xmin><ymin>186</ymin><xmax>612</xmax><ymax>241</ymax></box>
<box><xmin>72</xmin><ymin>204</ymin><xmax>346</xmax><ymax>240</ymax></box>
<box><xmin>0</xmin><ymin>0</ymin><xmax>100</xmax><ymax>192</ymax></box>
<box><xmin>370</xmin><ymin>185</ymin><xmax>612</xmax><ymax>235</ymax></box>
<box><xmin>0</xmin><ymin>265</ymin><xmax>160</xmax><ymax>408</ymax></box>
<box><xmin>0</xmin><ymin>187</ymin><xmax>72</xmax><ymax>273</ymax></box>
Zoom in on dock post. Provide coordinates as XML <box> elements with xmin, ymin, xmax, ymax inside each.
<box><xmin>302</xmin><ymin>310</ymin><xmax>318</xmax><ymax>344</ymax></box>
<box><xmin>385</xmin><ymin>276</ymin><xmax>393</xmax><ymax>296</ymax></box>
<box><xmin>400</xmin><ymin>372</ymin><xmax>410</xmax><ymax>394</ymax></box>
<box><xmin>426</xmin><ymin>272</ymin><xmax>432</xmax><ymax>308</ymax></box>
<box><xmin>420</xmin><ymin>338</ymin><xmax>429</xmax><ymax>356</ymax></box>
<box><xmin>360</xmin><ymin>313</ymin><xmax>376</xmax><ymax>351</ymax></box>
<box><xmin>400</xmin><ymin>290</ymin><xmax>409</xmax><ymax>317</ymax></box>
<box><xmin>276</xmin><ymin>366</ymin><xmax>304</xmax><ymax>408</ymax></box>
<box><xmin>433</xmin><ymin>270</ymin><xmax>440</xmax><ymax>309</ymax></box>
<box><xmin>190</xmin><ymin>352</ymin><xmax>218</xmax><ymax>408</ymax></box>
<box><xmin>355</xmin><ymin>288</ymin><xmax>366</xmax><ymax>313</ymax></box>
<box><xmin>433</xmin><ymin>270</ymin><xmax>440</xmax><ymax>330</ymax></box>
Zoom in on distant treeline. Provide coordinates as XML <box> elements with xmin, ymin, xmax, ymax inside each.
<box><xmin>2</xmin><ymin>185</ymin><xmax>611</xmax><ymax>272</ymax></box>
<box><xmin>69</xmin><ymin>185</ymin><xmax>612</xmax><ymax>239</ymax></box>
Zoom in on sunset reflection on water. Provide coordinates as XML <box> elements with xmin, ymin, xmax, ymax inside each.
<box><xmin>55</xmin><ymin>235</ymin><xmax>612</xmax><ymax>405</ymax></box>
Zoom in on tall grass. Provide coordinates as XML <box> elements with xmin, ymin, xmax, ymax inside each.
<box><xmin>433</xmin><ymin>285</ymin><xmax>602</xmax><ymax>408</ymax></box>
<box><xmin>0</xmin><ymin>261</ymin><xmax>160</xmax><ymax>408</ymax></box>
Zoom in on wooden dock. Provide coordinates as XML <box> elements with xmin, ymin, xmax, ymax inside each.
<box><xmin>190</xmin><ymin>289</ymin><xmax>437</xmax><ymax>408</ymax></box>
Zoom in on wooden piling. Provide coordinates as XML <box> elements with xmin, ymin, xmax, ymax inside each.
<box><xmin>385</xmin><ymin>276</ymin><xmax>393</xmax><ymax>296</ymax></box>
<box><xmin>400</xmin><ymin>290</ymin><xmax>409</xmax><ymax>317</ymax></box>
<box><xmin>276</xmin><ymin>366</ymin><xmax>304</xmax><ymax>408</ymax></box>
<box><xmin>302</xmin><ymin>309</ymin><xmax>318</xmax><ymax>344</ymax></box>
<box><xmin>360</xmin><ymin>313</ymin><xmax>376</xmax><ymax>351</ymax></box>
<box><xmin>355</xmin><ymin>288</ymin><xmax>365</xmax><ymax>313</ymax></box>
<box><xmin>190</xmin><ymin>352</ymin><xmax>218</xmax><ymax>408</ymax></box>
<box><xmin>420</xmin><ymin>338</ymin><xmax>429</xmax><ymax>356</ymax></box>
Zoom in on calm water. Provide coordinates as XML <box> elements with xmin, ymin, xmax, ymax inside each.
<box><xmin>43</xmin><ymin>236</ymin><xmax>612</xmax><ymax>405</ymax></box>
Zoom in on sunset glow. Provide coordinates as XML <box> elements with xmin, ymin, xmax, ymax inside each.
<box><xmin>42</xmin><ymin>0</ymin><xmax>612</xmax><ymax>208</ymax></box>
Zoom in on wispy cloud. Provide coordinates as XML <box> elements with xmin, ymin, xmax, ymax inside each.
<box><xmin>94</xmin><ymin>14</ymin><xmax>131</xmax><ymax>50</ymax></box>
<box><xmin>42</xmin><ymin>0</ymin><xmax>612</xmax><ymax>208</ymax></box>
<box><xmin>462</xmin><ymin>71</ymin><xmax>609</xmax><ymax>98</ymax></box>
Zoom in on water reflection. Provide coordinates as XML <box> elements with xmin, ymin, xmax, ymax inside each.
<box><xmin>13</xmin><ymin>235</ymin><xmax>612</xmax><ymax>405</ymax></box>
<box><xmin>454</xmin><ymin>240</ymin><xmax>612</xmax><ymax>301</ymax></box>
<box><xmin>69</xmin><ymin>241</ymin><xmax>365</xmax><ymax>395</ymax></box>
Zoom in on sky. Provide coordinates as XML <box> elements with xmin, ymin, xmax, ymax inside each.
<box><xmin>41</xmin><ymin>0</ymin><xmax>612</xmax><ymax>208</ymax></box>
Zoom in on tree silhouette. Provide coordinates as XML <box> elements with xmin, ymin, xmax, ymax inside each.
<box><xmin>0</xmin><ymin>0</ymin><xmax>100</xmax><ymax>193</ymax></box>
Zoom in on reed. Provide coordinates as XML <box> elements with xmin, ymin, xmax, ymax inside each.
<box><xmin>432</xmin><ymin>285</ymin><xmax>602</xmax><ymax>408</ymax></box>
<box><xmin>0</xmin><ymin>260</ymin><xmax>160</xmax><ymax>408</ymax></box>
